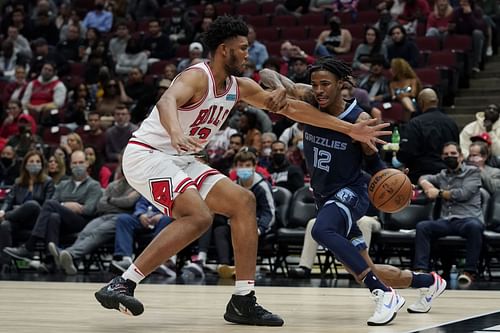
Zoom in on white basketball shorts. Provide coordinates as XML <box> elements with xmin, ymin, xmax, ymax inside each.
<box><xmin>122</xmin><ymin>139</ymin><xmax>226</xmax><ymax>216</ymax></box>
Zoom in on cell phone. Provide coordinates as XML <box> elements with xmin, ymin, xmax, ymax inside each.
<box><xmin>60</xmin><ymin>135</ymin><xmax>68</xmax><ymax>145</ymax></box>
<box><xmin>382</xmin><ymin>102</ymin><xmax>392</xmax><ymax>109</ymax></box>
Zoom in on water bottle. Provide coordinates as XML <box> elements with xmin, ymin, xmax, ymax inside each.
<box><xmin>146</xmin><ymin>206</ymin><xmax>155</xmax><ymax>229</ymax></box>
<box><xmin>450</xmin><ymin>264</ymin><xmax>458</xmax><ymax>289</ymax></box>
<box><xmin>391</xmin><ymin>126</ymin><xmax>400</xmax><ymax>145</ymax></box>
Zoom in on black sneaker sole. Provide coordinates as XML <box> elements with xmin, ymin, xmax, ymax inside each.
<box><xmin>94</xmin><ymin>289</ymin><xmax>144</xmax><ymax>316</ymax></box>
<box><xmin>223</xmin><ymin>312</ymin><xmax>284</xmax><ymax>326</ymax></box>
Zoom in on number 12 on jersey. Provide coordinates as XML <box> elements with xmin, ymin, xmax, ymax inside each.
<box><xmin>189</xmin><ymin>126</ymin><xmax>212</xmax><ymax>139</ymax></box>
<box><xmin>313</xmin><ymin>147</ymin><xmax>331</xmax><ymax>172</ymax></box>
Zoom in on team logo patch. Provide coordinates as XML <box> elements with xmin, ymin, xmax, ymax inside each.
<box><xmin>149</xmin><ymin>178</ymin><xmax>173</xmax><ymax>216</ymax></box>
<box><xmin>226</xmin><ymin>93</ymin><xmax>236</xmax><ymax>101</ymax></box>
<box><xmin>335</xmin><ymin>187</ymin><xmax>358</xmax><ymax>206</ymax></box>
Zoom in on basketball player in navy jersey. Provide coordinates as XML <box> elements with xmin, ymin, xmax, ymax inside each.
<box><xmin>94</xmin><ymin>17</ymin><xmax>392</xmax><ymax>326</ymax></box>
<box><xmin>260</xmin><ymin>58</ymin><xmax>446</xmax><ymax>326</ymax></box>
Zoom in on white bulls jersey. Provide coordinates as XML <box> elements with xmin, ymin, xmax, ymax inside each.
<box><xmin>133</xmin><ymin>62</ymin><xmax>239</xmax><ymax>154</ymax></box>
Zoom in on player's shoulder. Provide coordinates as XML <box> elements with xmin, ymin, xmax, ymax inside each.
<box><xmin>174</xmin><ymin>66</ymin><xmax>209</xmax><ymax>88</ymax></box>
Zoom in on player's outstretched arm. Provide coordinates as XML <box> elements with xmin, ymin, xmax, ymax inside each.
<box><xmin>237</xmin><ymin>77</ymin><xmax>390</xmax><ymax>151</ymax></box>
<box><xmin>157</xmin><ymin>69</ymin><xmax>206</xmax><ymax>152</ymax></box>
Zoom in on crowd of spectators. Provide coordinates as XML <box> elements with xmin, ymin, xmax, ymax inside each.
<box><xmin>0</xmin><ymin>0</ymin><xmax>498</xmax><ymax>282</ymax></box>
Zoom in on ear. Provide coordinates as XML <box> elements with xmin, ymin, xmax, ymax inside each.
<box><xmin>220</xmin><ymin>43</ymin><xmax>227</xmax><ymax>57</ymax></box>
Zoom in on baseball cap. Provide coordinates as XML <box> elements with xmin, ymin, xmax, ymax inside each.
<box><xmin>189</xmin><ymin>42</ymin><xmax>203</xmax><ymax>53</ymax></box>
<box><xmin>471</xmin><ymin>132</ymin><xmax>492</xmax><ymax>146</ymax></box>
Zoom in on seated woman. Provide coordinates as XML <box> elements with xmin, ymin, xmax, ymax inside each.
<box><xmin>47</xmin><ymin>154</ymin><xmax>69</xmax><ymax>185</ymax></box>
<box><xmin>352</xmin><ymin>27</ymin><xmax>387</xmax><ymax>72</ymax></box>
<box><xmin>315</xmin><ymin>16</ymin><xmax>352</xmax><ymax>57</ymax></box>
<box><xmin>0</xmin><ymin>150</ymin><xmax>54</xmax><ymax>266</ymax></box>
<box><xmin>84</xmin><ymin>146</ymin><xmax>112</xmax><ymax>188</ymax></box>
<box><xmin>389</xmin><ymin>58</ymin><xmax>422</xmax><ymax>120</ymax></box>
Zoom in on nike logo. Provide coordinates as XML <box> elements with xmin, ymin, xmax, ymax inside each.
<box><xmin>231</xmin><ymin>301</ymin><xmax>243</xmax><ymax>316</ymax></box>
<box><xmin>384</xmin><ymin>294</ymin><xmax>394</xmax><ymax>309</ymax></box>
<box><xmin>425</xmin><ymin>296</ymin><xmax>433</xmax><ymax>302</ymax></box>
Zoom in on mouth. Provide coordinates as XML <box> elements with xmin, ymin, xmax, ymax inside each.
<box><xmin>316</xmin><ymin>96</ymin><xmax>329</xmax><ymax>107</ymax></box>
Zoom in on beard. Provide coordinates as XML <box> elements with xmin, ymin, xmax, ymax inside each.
<box><xmin>224</xmin><ymin>50</ymin><xmax>243</xmax><ymax>76</ymax></box>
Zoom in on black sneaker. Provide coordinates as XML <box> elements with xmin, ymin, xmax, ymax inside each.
<box><xmin>94</xmin><ymin>276</ymin><xmax>144</xmax><ymax>316</ymax></box>
<box><xmin>224</xmin><ymin>291</ymin><xmax>284</xmax><ymax>326</ymax></box>
<box><xmin>288</xmin><ymin>266</ymin><xmax>311</xmax><ymax>279</ymax></box>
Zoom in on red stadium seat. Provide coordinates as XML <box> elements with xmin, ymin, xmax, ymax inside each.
<box><xmin>344</xmin><ymin>24</ymin><xmax>365</xmax><ymax>39</ymax></box>
<box><xmin>255</xmin><ymin>27</ymin><xmax>280</xmax><ymax>41</ymax></box>
<box><xmin>245</xmin><ymin>15</ymin><xmax>271</xmax><ymax>27</ymax></box>
<box><xmin>443</xmin><ymin>35</ymin><xmax>472</xmax><ymax>52</ymax></box>
<box><xmin>175</xmin><ymin>44</ymin><xmax>189</xmax><ymax>58</ymax></box>
<box><xmin>235</xmin><ymin>2</ymin><xmax>261</xmax><ymax>16</ymax></box>
<box><xmin>309</xmin><ymin>25</ymin><xmax>329</xmax><ymax>39</ymax></box>
<box><xmin>280</xmin><ymin>26</ymin><xmax>308</xmax><ymax>41</ymax></box>
<box><xmin>381</xmin><ymin>102</ymin><xmax>404</xmax><ymax>124</ymax></box>
<box><xmin>272</xmin><ymin>15</ymin><xmax>298</xmax><ymax>27</ymax></box>
<box><xmin>356</xmin><ymin>11</ymin><xmax>380</xmax><ymax>24</ymax></box>
<box><xmin>298</xmin><ymin>13</ymin><xmax>326</xmax><ymax>26</ymax></box>
<box><xmin>416</xmin><ymin>36</ymin><xmax>441</xmax><ymax>52</ymax></box>
<box><xmin>43</xmin><ymin>126</ymin><xmax>71</xmax><ymax>148</ymax></box>
<box><xmin>265</xmin><ymin>41</ymin><xmax>282</xmax><ymax>56</ymax></box>
<box><xmin>415</xmin><ymin>67</ymin><xmax>441</xmax><ymax>88</ymax></box>
<box><xmin>428</xmin><ymin>50</ymin><xmax>457</xmax><ymax>67</ymax></box>
<box><xmin>261</xmin><ymin>2</ymin><xmax>278</xmax><ymax>14</ymax></box>
<box><xmin>69</xmin><ymin>62</ymin><xmax>85</xmax><ymax>77</ymax></box>
<box><xmin>293</xmin><ymin>40</ymin><xmax>316</xmax><ymax>55</ymax></box>
<box><xmin>215</xmin><ymin>2</ymin><xmax>234</xmax><ymax>15</ymax></box>
<box><xmin>149</xmin><ymin>60</ymin><xmax>172</xmax><ymax>75</ymax></box>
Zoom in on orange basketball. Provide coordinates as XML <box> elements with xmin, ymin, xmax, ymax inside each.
<box><xmin>368</xmin><ymin>168</ymin><xmax>412</xmax><ymax>213</ymax></box>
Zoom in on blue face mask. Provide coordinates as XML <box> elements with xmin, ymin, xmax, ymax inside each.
<box><xmin>237</xmin><ymin>167</ymin><xmax>254</xmax><ymax>181</ymax></box>
<box><xmin>297</xmin><ymin>140</ymin><xmax>304</xmax><ymax>151</ymax></box>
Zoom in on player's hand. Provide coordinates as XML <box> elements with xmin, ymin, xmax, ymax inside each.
<box><xmin>265</xmin><ymin>87</ymin><xmax>288</xmax><ymax>113</ymax></box>
<box><xmin>171</xmin><ymin>131</ymin><xmax>206</xmax><ymax>153</ymax></box>
<box><xmin>350</xmin><ymin>119</ymin><xmax>391</xmax><ymax>152</ymax></box>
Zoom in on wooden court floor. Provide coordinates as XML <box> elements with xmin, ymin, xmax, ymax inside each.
<box><xmin>0</xmin><ymin>281</ymin><xmax>499</xmax><ymax>333</ymax></box>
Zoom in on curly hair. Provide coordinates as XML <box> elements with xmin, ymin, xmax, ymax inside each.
<box><xmin>203</xmin><ymin>15</ymin><xmax>249</xmax><ymax>54</ymax></box>
<box><xmin>390</xmin><ymin>58</ymin><xmax>419</xmax><ymax>81</ymax></box>
<box><xmin>309</xmin><ymin>56</ymin><xmax>353</xmax><ymax>83</ymax></box>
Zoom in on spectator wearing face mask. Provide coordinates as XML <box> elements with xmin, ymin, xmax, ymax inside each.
<box><xmin>0</xmin><ymin>145</ymin><xmax>20</xmax><ymax>186</ymax></box>
<box><xmin>467</xmin><ymin>141</ymin><xmax>500</xmax><ymax>194</ymax></box>
<box><xmin>3</xmin><ymin>150</ymin><xmax>103</xmax><ymax>271</ymax></box>
<box><xmin>268</xmin><ymin>140</ymin><xmax>304</xmax><ymax>193</ymax></box>
<box><xmin>0</xmin><ymin>150</ymin><xmax>54</xmax><ymax>267</ymax></box>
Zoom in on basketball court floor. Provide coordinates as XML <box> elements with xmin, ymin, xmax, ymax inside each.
<box><xmin>1</xmin><ymin>274</ymin><xmax>500</xmax><ymax>333</ymax></box>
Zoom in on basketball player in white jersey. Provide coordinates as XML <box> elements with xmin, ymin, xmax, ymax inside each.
<box><xmin>95</xmin><ymin>16</ymin><xmax>390</xmax><ymax>326</ymax></box>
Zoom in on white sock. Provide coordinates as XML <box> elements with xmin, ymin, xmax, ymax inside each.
<box><xmin>122</xmin><ymin>264</ymin><xmax>145</xmax><ymax>284</ymax></box>
<box><xmin>170</xmin><ymin>255</ymin><xmax>177</xmax><ymax>264</ymax></box>
<box><xmin>197</xmin><ymin>251</ymin><xmax>207</xmax><ymax>265</ymax></box>
<box><xmin>234</xmin><ymin>280</ymin><xmax>255</xmax><ymax>296</ymax></box>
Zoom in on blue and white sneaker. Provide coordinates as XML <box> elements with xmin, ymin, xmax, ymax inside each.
<box><xmin>367</xmin><ymin>288</ymin><xmax>405</xmax><ymax>326</ymax></box>
<box><xmin>407</xmin><ymin>272</ymin><xmax>446</xmax><ymax>313</ymax></box>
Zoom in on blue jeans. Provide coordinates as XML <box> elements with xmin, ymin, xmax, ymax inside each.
<box><xmin>114</xmin><ymin>213</ymin><xmax>172</xmax><ymax>257</ymax></box>
<box><xmin>414</xmin><ymin>217</ymin><xmax>484</xmax><ymax>273</ymax></box>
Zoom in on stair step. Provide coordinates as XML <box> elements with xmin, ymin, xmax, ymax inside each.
<box><xmin>445</xmin><ymin>112</ymin><xmax>476</xmax><ymax>128</ymax></box>
<box><xmin>454</xmin><ymin>96</ymin><xmax>500</xmax><ymax>106</ymax></box>
<box><xmin>469</xmin><ymin>78</ymin><xmax>500</xmax><ymax>88</ymax></box>
<box><xmin>459</xmin><ymin>88</ymin><xmax>500</xmax><ymax>97</ymax></box>
<box><xmin>475</xmin><ymin>70</ymin><xmax>500</xmax><ymax>78</ymax></box>
<box><xmin>444</xmin><ymin>106</ymin><xmax>481</xmax><ymax>114</ymax></box>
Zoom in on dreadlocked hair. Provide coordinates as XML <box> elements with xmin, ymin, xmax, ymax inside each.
<box><xmin>202</xmin><ymin>15</ymin><xmax>249</xmax><ymax>54</ymax></box>
<box><xmin>308</xmin><ymin>56</ymin><xmax>353</xmax><ymax>84</ymax></box>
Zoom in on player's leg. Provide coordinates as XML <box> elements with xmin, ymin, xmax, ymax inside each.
<box><xmin>202</xmin><ymin>176</ymin><xmax>284</xmax><ymax>326</ymax></box>
<box><xmin>95</xmin><ymin>147</ymin><xmax>213</xmax><ymax>316</ymax></box>
<box><xmin>311</xmin><ymin>202</ymin><xmax>404</xmax><ymax>326</ymax></box>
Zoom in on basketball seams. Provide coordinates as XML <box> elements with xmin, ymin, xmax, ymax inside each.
<box><xmin>380</xmin><ymin>176</ymin><xmax>412</xmax><ymax>213</ymax></box>
<box><xmin>368</xmin><ymin>169</ymin><xmax>412</xmax><ymax>213</ymax></box>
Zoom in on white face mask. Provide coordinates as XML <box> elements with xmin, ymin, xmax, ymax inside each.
<box><xmin>262</xmin><ymin>147</ymin><xmax>272</xmax><ymax>156</ymax></box>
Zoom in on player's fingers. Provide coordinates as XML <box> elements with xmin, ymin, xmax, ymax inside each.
<box><xmin>372</xmin><ymin>121</ymin><xmax>391</xmax><ymax>130</ymax></box>
<box><xmin>366</xmin><ymin>140</ymin><xmax>379</xmax><ymax>152</ymax></box>
<box><xmin>373</xmin><ymin>137</ymin><xmax>387</xmax><ymax>145</ymax></box>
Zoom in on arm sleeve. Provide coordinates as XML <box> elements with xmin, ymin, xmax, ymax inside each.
<box><xmin>109</xmin><ymin>190</ymin><xmax>141</xmax><ymax>209</ymax></box>
<box><xmin>81</xmin><ymin>182</ymin><xmax>103</xmax><ymax>216</ymax></box>
<box><xmin>53</xmin><ymin>82</ymin><xmax>67</xmax><ymax>108</ymax></box>
<box><xmin>449</xmin><ymin>168</ymin><xmax>482</xmax><ymax>201</ymax></box>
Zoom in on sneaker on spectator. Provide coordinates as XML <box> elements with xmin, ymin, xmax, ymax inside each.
<box><xmin>407</xmin><ymin>272</ymin><xmax>446</xmax><ymax>313</ymax></box>
<box><xmin>95</xmin><ymin>276</ymin><xmax>144</xmax><ymax>316</ymax></box>
<box><xmin>111</xmin><ymin>257</ymin><xmax>133</xmax><ymax>273</ymax></box>
<box><xmin>47</xmin><ymin>242</ymin><xmax>61</xmax><ymax>269</ymax></box>
<box><xmin>458</xmin><ymin>271</ymin><xmax>475</xmax><ymax>287</ymax></box>
<box><xmin>60</xmin><ymin>250</ymin><xmax>77</xmax><ymax>275</ymax></box>
<box><xmin>472</xmin><ymin>67</ymin><xmax>481</xmax><ymax>73</ymax></box>
<box><xmin>217</xmin><ymin>264</ymin><xmax>236</xmax><ymax>279</ymax></box>
<box><xmin>288</xmin><ymin>266</ymin><xmax>311</xmax><ymax>279</ymax></box>
<box><xmin>181</xmin><ymin>261</ymin><xmax>205</xmax><ymax>280</ymax></box>
<box><xmin>487</xmin><ymin>46</ymin><xmax>493</xmax><ymax>56</ymax></box>
<box><xmin>367</xmin><ymin>288</ymin><xmax>405</xmax><ymax>326</ymax></box>
<box><xmin>224</xmin><ymin>291</ymin><xmax>284</xmax><ymax>326</ymax></box>
<box><xmin>155</xmin><ymin>260</ymin><xmax>177</xmax><ymax>277</ymax></box>
<box><xmin>3</xmin><ymin>245</ymin><xmax>34</xmax><ymax>261</ymax></box>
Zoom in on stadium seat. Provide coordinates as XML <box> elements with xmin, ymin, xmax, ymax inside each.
<box><xmin>245</xmin><ymin>15</ymin><xmax>271</xmax><ymax>27</ymax></box>
<box><xmin>416</xmin><ymin>36</ymin><xmax>441</xmax><ymax>52</ymax></box>
<box><xmin>235</xmin><ymin>2</ymin><xmax>260</xmax><ymax>16</ymax></box>
<box><xmin>255</xmin><ymin>27</ymin><xmax>280</xmax><ymax>41</ymax></box>
<box><xmin>280</xmin><ymin>26</ymin><xmax>308</xmax><ymax>41</ymax></box>
<box><xmin>148</xmin><ymin>60</ymin><xmax>171</xmax><ymax>75</ymax></box>
<box><xmin>297</xmin><ymin>13</ymin><xmax>326</xmax><ymax>26</ymax></box>
<box><xmin>42</xmin><ymin>126</ymin><xmax>71</xmax><ymax>149</ymax></box>
<box><xmin>272</xmin><ymin>15</ymin><xmax>298</xmax><ymax>27</ymax></box>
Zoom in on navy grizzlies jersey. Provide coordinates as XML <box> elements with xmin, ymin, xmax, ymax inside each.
<box><xmin>303</xmin><ymin>99</ymin><xmax>366</xmax><ymax>201</ymax></box>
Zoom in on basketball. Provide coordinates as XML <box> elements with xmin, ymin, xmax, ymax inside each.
<box><xmin>368</xmin><ymin>168</ymin><xmax>412</xmax><ymax>213</ymax></box>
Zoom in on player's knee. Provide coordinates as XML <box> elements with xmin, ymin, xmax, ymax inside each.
<box><xmin>235</xmin><ymin>188</ymin><xmax>256</xmax><ymax>213</ymax></box>
<box><xmin>193</xmin><ymin>207</ymin><xmax>214</xmax><ymax>233</ymax></box>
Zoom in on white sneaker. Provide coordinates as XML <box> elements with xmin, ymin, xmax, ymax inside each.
<box><xmin>367</xmin><ymin>288</ymin><xmax>405</xmax><ymax>326</ymax></box>
<box><xmin>487</xmin><ymin>46</ymin><xmax>493</xmax><ymax>56</ymax></box>
<box><xmin>407</xmin><ymin>272</ymin><xmax>446</xmax><ymax>313</ymax></box>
